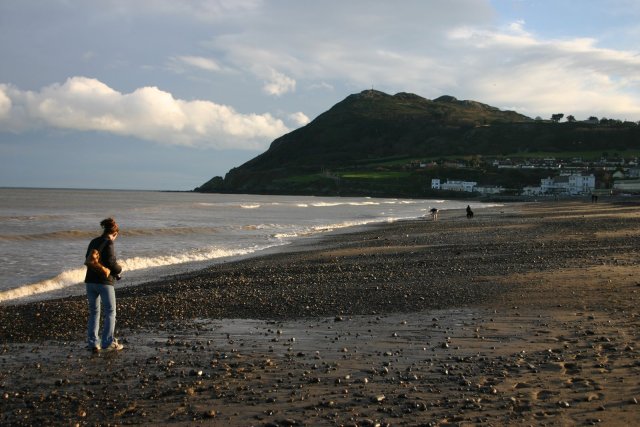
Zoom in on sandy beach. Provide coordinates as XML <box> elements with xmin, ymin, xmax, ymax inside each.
<box><xmin>1</xmin><ymin>200</ymin><xmax>639</xmax><ymax>426</ymax></box>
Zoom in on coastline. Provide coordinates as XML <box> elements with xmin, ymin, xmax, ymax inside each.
<box><xmin>1</xmin><ymin>189</ymin><xmax>473</xmax><ymax>305</ymax></box>
<box><xmin>1</xmin><ymin>200</ymin><xmax>639</xmax><ymax>425</ymax></box>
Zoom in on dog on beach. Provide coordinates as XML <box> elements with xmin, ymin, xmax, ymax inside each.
<box><xmin>429</xmin><ymin>208</ymin><xmax>439</xmax><ymax>221</ymax></box>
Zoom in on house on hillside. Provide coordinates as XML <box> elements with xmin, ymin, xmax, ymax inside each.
<box><xmin>494</xmin><ymin>159</ymin><xmax>516</xmax><ymax>169</ymax></box>
<box><xmin>612</xmin><ymin>171</ymin><xmax>625</xmax><ymax>180</ymax></box>
<box><xmin>628</xmin><ymin>168</ymin><xmax>640</xmax><ymax>178</ymax></box>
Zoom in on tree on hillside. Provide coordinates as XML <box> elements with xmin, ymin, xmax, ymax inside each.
<box><xmin>551</xmin><ymin>113</ymin><xmax>564</xmax><ymax>123</ymax></box>
<box><xmin>566</xmin><ymin>115</ymin><xmax>576</xmax><ymax>122</ymax></box>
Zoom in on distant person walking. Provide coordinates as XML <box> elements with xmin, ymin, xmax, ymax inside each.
<box><xmin>466</xmin><ymin>205</ymin><xmax>474</xmax><ymax>219</ymax></box>
<box><xmin>84</xmin><ymin>218</ymin><xmax>123</xmax><ymax>353</ymax></box>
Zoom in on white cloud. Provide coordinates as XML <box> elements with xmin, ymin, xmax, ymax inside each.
<box><xmin>0</xmin><ymin>77</ymin><xmax>290</xmax><ymax>149</ymax></box>
<box><xmin>206</xmin><ymin>0</ymin><xmax>494</xmax><ymax>91</ymax></box>
<box><xmin>198</xmin><ymin>3</ymin><xmax>639</xmax><ymax>120</ymax></box>
<box><xmin>0</xmin><ymin>86</ymin><xmax>11</xmax><ymax>118</ymax></box>
<box><xmin>288</xmin><ymin>111</ymin><xmax>310</xmax><ymax>126</ymax></box>
<box><xmin>3</xmin><ymin>1</ymin><xmax>640</xmax><ymax>139</ymax></box>
<box><xmin>109</xmin><ymin>0</ymin><xmax>264</xmax><ymax>22</ymax></box>
<box><xmin>261</xmin><ymin>68</ymin><xmax>296</xmax><ymax>96</ymax></box>
<box><xmin>177</xmin><ymin>56</ymin><xmax>221</xmax><ymax>72</ymax></box>
<box><xmin>443</xmin><ymin>21</ymin><xmax>640</xmax><ymax>119</ymax></box>
<box><xmin>307</xmin><ymin>82</ymin><xmax>334</xmax><ymax>91</ymax></box>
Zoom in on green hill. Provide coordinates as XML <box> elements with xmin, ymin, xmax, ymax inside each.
<box><xmin>196</xmin><ymin>90</ymin><xmax>640</xmax><ymax>197</ymax></box>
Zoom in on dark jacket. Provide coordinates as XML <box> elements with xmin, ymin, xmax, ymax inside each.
<box><xmin>84</xmin><ymin>236</ymin><xmax>122</xmax><ymax>285</ymax></box>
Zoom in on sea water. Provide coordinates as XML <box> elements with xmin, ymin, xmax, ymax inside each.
<box><xmin>0</xmin><ymin>188</ymin><xmax>490</xmax><ymax>303</ymax></box>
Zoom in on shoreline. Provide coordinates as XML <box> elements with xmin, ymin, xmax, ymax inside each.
<box><xmin>0</xmin><ymin>193</ymin><xmax>477</xmax><ymax>306</ymax></box>
<box><xmin>1</xmin><ymin>200</ymin><xmax>639</xmax><ymax>425</ymax></box>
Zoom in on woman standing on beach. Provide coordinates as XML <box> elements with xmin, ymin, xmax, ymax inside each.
<box><xmin>84</xmin><ymin>218</ymin><xmax>123</xmax><ymax>352</ymax></box>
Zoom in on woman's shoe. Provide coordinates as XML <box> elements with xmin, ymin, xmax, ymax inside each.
<box><xmin>103</xmin><ymin>341</ymin><xmax>124</xmax><ymax>352</ymax></box>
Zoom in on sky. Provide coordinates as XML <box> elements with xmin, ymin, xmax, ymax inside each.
<box><xmin>1</xmin><ymin>0</ymin><xmax>639</xmax><ymax>190</ymax></box>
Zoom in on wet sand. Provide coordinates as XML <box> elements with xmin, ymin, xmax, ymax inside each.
<box><xmin>1</xmin><ymin>200</ymin><xmax>639</xmax><ymax>426</ymax></box>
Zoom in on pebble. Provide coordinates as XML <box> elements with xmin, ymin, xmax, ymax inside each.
<box><xmin>371</xmin><ymin>395</ymin><xmax>386</xmax><ymax>403</ymax></box>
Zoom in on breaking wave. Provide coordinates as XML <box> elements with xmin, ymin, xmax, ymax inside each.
<box><xmin>272</xmin><ymin>217</ymin><xmax>400</xmax><ymax>239</ymax></box>
<box><xmin>0</xmin><ymin>245</ymin><xmax>276</xmax><ymax>303</ymax></box>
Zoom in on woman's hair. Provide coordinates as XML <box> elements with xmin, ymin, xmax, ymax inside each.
<box><xmin>100</xmin><ymin>217</ymin><xmax>119</xmax><ymax>236</ymax></box>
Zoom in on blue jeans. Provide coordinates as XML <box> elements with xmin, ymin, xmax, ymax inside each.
<box><xmin>86</xmin><ymin>283</ymin><xmax>116</xmax><ymax>348</ymax></box>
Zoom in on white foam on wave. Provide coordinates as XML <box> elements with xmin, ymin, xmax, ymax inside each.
<box><xmin>311</xmin><ymin>217</ymin><xmax>400</xmax><ymax>233</ymax></box>
<box><xmin>0</xmin><ymin>245</ymin><xmax>276</xmax><ymax>303</ymax></box>
<box><xmin>296</xmin><ymin>201</ymin><xmax>389</xmax><ymax>208</ymax></box>
<box><xmin>270</xmin><ymin>216</ymin><xmax>404</xmax><ymax>241</ymax></box>
<box><xmin>119</xmin><ymin>247</ymin><xmax>259</xmax><ymax>271</ymax></box>
<box><xmin>273</xmin><ymin>231</ymin><xmax>301</xmax><ymax>239</ymax></box>
<box><xmin>195</xmin><ymin>202</ymin><xmax>263</xmax><ymax>210</ymax></box>
<box><xmin>348</xmin><ymin>201</ymin><xmax>380</xmax><ymax>206</ymax></box>
<box><xmin>0</xmin><ymin>268</ymin><xmax>87</xmax><ymax>303</ymax></box>
<box><xmin>311</xmin><ymin>202</ymin><xmax>343</xmax><ymax>207</ymax></box>
<box><xmin>306</xmin><ymin>200</ymin><xmax>420</xmax><ymax>208</ymax></box>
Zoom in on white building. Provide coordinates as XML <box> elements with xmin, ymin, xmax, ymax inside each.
<box><xmin>529</xmin><ymin>174</ymin><xmax>595</xmax><ymax>196</ymax></box>
<box><xmin>432</xmin><ymin>179</ymin><xmax>477</xmax><ymax>192</ymax></box>
<box><xmin>568</xmin><ymin>174</ymin><xmax>596</xmax><ymax>194</ymax></box>
<box><xmin>613</xmin><ymin>179</ymin><xmax>640</xmax><ymax>193</ymax></box>
<box><xmin>443</xmin><ymin>180</ymin><xmax>477</xmax><ymax>192</ymax></box>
